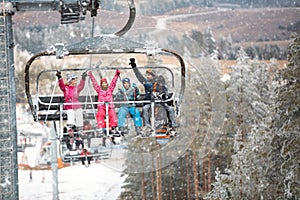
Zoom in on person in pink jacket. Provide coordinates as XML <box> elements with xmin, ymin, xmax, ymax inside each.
<box><xmin>56</xmin><ymin>70</ymin><xmax>87</xmax><ymax>130</ymax></box>
<box><xmin>87</xmin><ymin>70</ymin><xmax>120</xmax><ymax>131</ymax></box>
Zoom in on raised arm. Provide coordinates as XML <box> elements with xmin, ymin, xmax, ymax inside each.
<box><xmin>77</xmin><ymin>71</ymin><xmax>87</xmax><ymax>93</ymax></box>
<box><xmin>108</xmin><ymin>69</ymin><xmax>120</xmax><ymax>92</ymax></box>
<box><xmin>129</xmin><ymin>58</ymin><xmax>147</xmax><ymax>84</ymax></box>
<box><xmin>87</xmin><ymin>71</ymin><xmax>101</xmax><ymax>93</ymax></box>
<box><xmin>56</xmin><ymin>70</ymin><xmax>66</xmax><ymax>92</ymax></box>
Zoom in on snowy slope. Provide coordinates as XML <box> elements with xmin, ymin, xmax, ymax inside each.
<box><xmin>19</xmin><ymin>148</ymin><xmax>126</xmax><ymax>200</ymax></box>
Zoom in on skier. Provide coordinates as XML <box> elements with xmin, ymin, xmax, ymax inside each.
<box><xmin>29</xmin><ymin>170</ymin><xmax>32</xmax><ymax>182</ymax></box>
<box><xmin>115</xmin><ymin>77</ymin><xmax>143</xmax><ymax>135</ymax></box>
<box><xmin>56</xmin><ymin>70</ymin><xmax>87</xmax><ymax>131</ymax></box>
<box><xmin>86</xmin><ymin>70</ymin><xmax>120</xmax><ymax>135</ymax></box>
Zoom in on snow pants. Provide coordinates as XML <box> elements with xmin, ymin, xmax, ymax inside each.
<box><xmin>66</xmin><ymin>108</ymin><xmax>83</xmax><ymax>128</ymax></box>
<box><xmin>117</xmin><ymin>106</ymin><xmax>142</xmax><ymax>128</ymax></box>
<box><xmin>96</xmin><ymin>106</ymin><xmax>118</xmax><ymax>128</ymax></box>
<box><xmin>142</xmin><ymin>103</ymin><xmax>177</xmax><ymax>128</ymax></box>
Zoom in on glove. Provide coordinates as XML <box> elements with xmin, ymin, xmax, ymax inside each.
<box><xmin>87</xmin><ymin>71</ymin><xmax>92</xmax><ymax>76</ymax></box>
<box><xmin>129</xmin><ymin>58</ymin><xmax>136</xmax><ymax>68</ymax></box>
<box><xmin>81</xmin><ymin>71</ymin><xmax>87</xmax><ymax>80</ymax></box>
<box><xmin>56</xmin><ymin>70</ymin><xmax>62</xmax><ymax>79</ymax></box>
<box><xmin>116</xmin><ymin>69</ymin><xmax>121</xmax><ymax>76</ymax></box>
<box><xmin>161</xmin><ymin>93</ymin><xmax>167</xmax><ymax>100</ymax></box>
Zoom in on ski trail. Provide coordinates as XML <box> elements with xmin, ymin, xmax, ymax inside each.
<box><xmin>151</xmin><ymin>8</ymin><xmax>228</xmax><ymax>34</ymax></box>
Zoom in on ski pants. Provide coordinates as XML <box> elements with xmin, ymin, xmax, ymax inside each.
<box><xmin>66</xmin><ymin>108</ymin><xmax>83</xmax><ymax>128</ymax></box>
<box><xmin>142</xmin><ymin>103</ymin><xmax>177</xmax><ymax>128</ymax></box>
<box><xmin>117</xmin><ymin>106</ymin><xmax>142</xmax><ymax>128</ymax></box>
<box><xmin>96</xmin><ymin>106</ymin><xmax>118</xmax><ymax>128</ymax></box>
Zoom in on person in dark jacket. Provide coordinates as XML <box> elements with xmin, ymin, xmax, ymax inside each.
<box><xmin>129</xmin><ymin>58</ymin><xmax>178</xmax><ymax>135</ymax></box>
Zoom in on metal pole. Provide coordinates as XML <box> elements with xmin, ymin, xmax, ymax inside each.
<box><xmin>105</xmin><ymin>102</ymin><xmax>109</xmax><ymax>136</ymax></box>
<box><xmin>151</xmin><ymin>101</ymin><xmax>155</xmax><ymax>130</ymax></box>
<box><xmin>50</xmin><ymin>121</ymin><xmax>59</xmax><ymax>200</ymax></box>
<box><xmin>7</xmin><ymin>13</ymin><xmax>19</xmax><ymax>198</ymax></box>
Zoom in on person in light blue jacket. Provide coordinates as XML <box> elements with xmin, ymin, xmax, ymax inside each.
<box><xmin>115</xmin><ymin>78</ymin><xmax>142</xmax><ymax>134</ymax></box>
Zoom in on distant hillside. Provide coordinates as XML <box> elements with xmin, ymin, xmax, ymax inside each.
<box><xmin>12</xmin><ymin>6</ymin><xmax>299</xmax><ymax>59</ymax></box>
<box><xmin>101</xmin><ymin>0</ymin><xmax>299</xmax><ymax>15</ymax></box>
<box><xmin>165</xmin><ymin>7</ymin><xmax>299</xmax><ymax>44</ymax></box>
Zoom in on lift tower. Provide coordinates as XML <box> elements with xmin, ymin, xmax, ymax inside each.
<box><xmin>0</xmin><ymin>0</ymin><xmax>104</xmax><ymax>198</ymax></box>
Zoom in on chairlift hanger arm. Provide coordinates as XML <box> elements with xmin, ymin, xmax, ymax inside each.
<box><xmin>25</xmin><ymin>51</ymin><xmax>49</xmax><ymax>121</ymax></box>
<box><xmin>66</xmin><ymin>0</ymin><xmax>136</xmax><ymax>50</ymax></box>
<box><xmin>161</xmin><ymin>48</ymin><xmax>186</xmax><ymax>105</ymax></box>
<box><xmin>114</xmin><ymin>0</ymin><xmax>136</xmax><ymax>37</ymax></box>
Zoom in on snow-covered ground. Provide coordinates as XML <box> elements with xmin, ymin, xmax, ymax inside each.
<box><xmin>19</xmin><ymin>147</ymin><xmax>126</xmax><ymax>200</ymax></box>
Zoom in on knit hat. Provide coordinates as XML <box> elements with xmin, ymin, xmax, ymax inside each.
<box><xmin>67</xmin><ymin>74</ymin><xmax>77</xmax><ymax>82</ymax></box>
<box><xmin>100</xmin><ymin>78</ymin><xmax>108</xmax><ymax>84</ymax></box>
<box><xmin>122</xmin><ymin>78</ymin><xmax>130</xmax><ymax>83</ymax></box>
<box><xmin>146</xmin><ymin>69</ymin><xmax>156</xmax><ymax>77</ymax></box>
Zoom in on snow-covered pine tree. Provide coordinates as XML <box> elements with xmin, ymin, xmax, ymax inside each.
<box><xmin>204</xmin><ymin>27</ymin><xmax>218</xmax><ymax>58</ymax></box>
<box><xmin>205</xmin><ymin>49</ymin><xmax>277</xmax><ymax>200</ymax></box>
<box><xmin>267</xmin><ymin>33</ymin><xmax>300</xmax><ymax>199</ymax></box>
